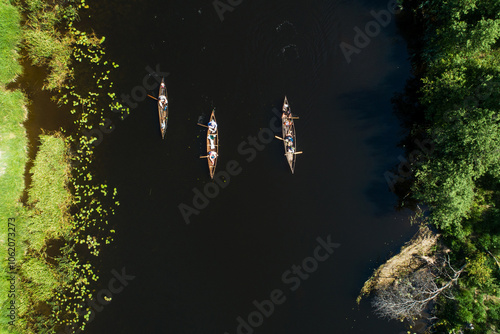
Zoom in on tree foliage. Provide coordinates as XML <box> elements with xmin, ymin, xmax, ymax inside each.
<box><xmin>385</xmin><ymin>0</ymin><xmax>500</xmax><ymax>331</ymax></box>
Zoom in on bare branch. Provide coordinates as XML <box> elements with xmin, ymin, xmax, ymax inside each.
<box><xmin>372</xmin><ymin>256</ymin><xmax>466</xmax><ymax>321</ymax></box>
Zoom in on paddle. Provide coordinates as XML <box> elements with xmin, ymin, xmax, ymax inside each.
<box><xmin>275</xmin><ymin>136</ymin><xmax>284</xmax><ymax>141</ymax></box>
<box><xmin>197</xmin><ymin>123</ymin><xmax>209</xmax><ymax>128</ymax></box>
<box><xmin>200</xmin><ymin>155</ymin><xmax>208</xmax><ymax>158</ymax></box>
<box><xmin>284</xmin><ymin>151</ymin><xmax>303</xmax><ymax>155</ymax></box>
<box><xmin>147</xmin><ymin>94</ymin><xmax>158</xmax><ymax>101</ymax></box>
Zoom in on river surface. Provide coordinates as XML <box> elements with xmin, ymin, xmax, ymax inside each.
<box><xmin>30</xmin><ymin>0</ymin><xmax>418</xmax><ymax>333</ymax></box>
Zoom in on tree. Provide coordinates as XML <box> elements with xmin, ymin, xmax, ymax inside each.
<box><xmin>372</xmin><ymin>256</ymin><xmax>466</xmax><ymax>321</ymax></box>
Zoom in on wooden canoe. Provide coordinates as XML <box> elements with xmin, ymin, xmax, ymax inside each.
<box><xmin>205</xmin><ymin>110</ymin><xmax>219</xmax><ymax>179</ymax></box>
<box><xmin>281</xmin><ymin>96</ymin><xmax>297</xmax><ymax>173</ymax></box>
<box><xmin>158</xmin><ymin>77</ymin><xmax>168</xmax><ymax>139</ymax></box>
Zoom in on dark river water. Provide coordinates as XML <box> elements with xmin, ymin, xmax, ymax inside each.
<box><xmin>26</xmin><ymin>0</ymin><xmax>419</xmax><ymax>333</ymax></box>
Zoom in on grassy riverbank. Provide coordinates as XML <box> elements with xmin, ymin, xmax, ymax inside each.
<box><xmin>16</xmin><ymin>135</ymin><xmax>71</xmax><ymax>332</ymax></box>
<box><xmin>362</xmin><ymin>0</ymin><xmax>500</xmax><ymax>332</ymax></box>
<box><xmin>0</xmin><ymin>0</ymin><xmax>123</xmax><ymax>332</ymax></box>
<box><xmin>0</xmin><ymin>1</ymin><xmax>26</xmax><ymax>331</ymax></box>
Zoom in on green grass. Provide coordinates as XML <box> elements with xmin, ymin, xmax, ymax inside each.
<box><xmin>0</xmin><ymin>90</ymin><xmax>26</xmax><ymax>333</ymax></box>
<box><xmin>0</xmin><ymin>1</ymin><xmax>27</xmax><ymax>332</ymax></box>
<box><xmin>0</xmin><ymin>88</ymin><xmax>27</xmax><ymax>226</ymax></box>
<box><xmin>1</xmin><ymin>130</ymin><xmax>76</xmax><ymax>334</ymax></box>
<box><xmin>14</xmin><ymin>135</ymin><xmax>73</xmax><ymax>333</ymax></box>
<box><xmin>0</xmin><ymin>0</ymin><xmax>119</xmax><ymax>331</ymax></box>
<box><xmin>18</xmin><ymin>0</ymin><xmax>82</xmax><ymax>90</ymax></box>
<box><xmin>2</xmin><ymin>130</ymin><xmax>96</xmax><ymax>334</ymax></box>
<box><xmin>0</xmin><ymin>132</ymin><xmax>78</xmax><ymax>334</ymax></box>
<box><xmin>24</xmin><ymin>135</ymin><xmax>72</xmax><ymax>251</ymax></box>
<box><xmin>0</xmin><ymin>0</ymin><xmax>22</xmax><ymax>85</ymax></box>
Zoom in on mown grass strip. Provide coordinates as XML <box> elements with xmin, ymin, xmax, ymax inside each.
<box><xmin>0</xmin><ymin>0</ymin><xmax>27</xmax><ymax>332</ymax></box>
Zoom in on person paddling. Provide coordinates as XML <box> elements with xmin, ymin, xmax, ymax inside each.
<box><xmin>209</xmin><ymin>151</ymin><xmax>218</xmax><ymax>164</ymax></box>
<box><xmin>208</xmin><ymin>120</ymin><xmax>217</xmax><ymax>133</ymax></box>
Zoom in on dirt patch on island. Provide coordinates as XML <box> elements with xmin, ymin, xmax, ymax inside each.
<box><xmin>358</xmin><ymin>225</ymin><xmax>440</xmax><ymax>303</ymax></box>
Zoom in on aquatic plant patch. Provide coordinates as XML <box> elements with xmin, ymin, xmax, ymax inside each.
<box><xmin>81</xmin><ymin>64</ymin><xmax>169</xmax><ymax>147</ymax></box>
<box><xmin>56</xmin><ymin>267</ymin><xmax>135</xmax><ymax>334</ymax></box>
